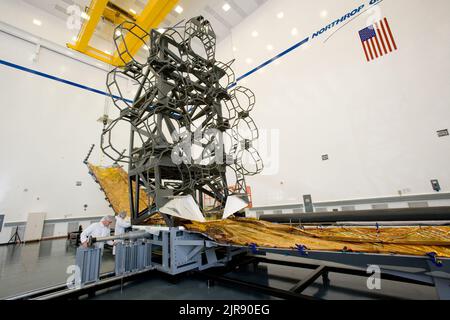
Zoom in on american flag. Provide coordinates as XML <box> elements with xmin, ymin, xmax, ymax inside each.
<box><xmin>359</xmin><ymin>18</ymin><xmax>397</xmax><ymax>62</ymax></box>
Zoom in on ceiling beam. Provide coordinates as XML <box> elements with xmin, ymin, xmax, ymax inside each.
<box><xmin>71</xmin><ymin>0</ymin><xmax>109</xmax><ymax>52</ymax></box>
<box><xmin>66</xmin><ymin>0</ymin><xmax>179</xmax><ymax>66</ymax></box>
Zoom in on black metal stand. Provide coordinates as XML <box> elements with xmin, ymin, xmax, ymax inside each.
<box><xmin>8</xmin><ymin>226</ymin><xmax>22</xmax><ymax>244</ymax></box>
<box><xmin>199</xmin><ymin>255</ymin><xmax>434</xmax><ymax>300</ymax></box>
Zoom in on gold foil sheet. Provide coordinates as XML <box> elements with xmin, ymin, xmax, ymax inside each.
<box><xmin>88</xmin><ymin>164</ymin><xmax>150</xmax><ymax>218</ymax></box>
<box><xmin>185</xmin><ymin>219</ymin><xmax>450</xmax><ymax>258</ymax></box>
<box><xmin>88</xmin><ymin>164</ymin><xmax>450</xmax><ymax>258</ymax></box>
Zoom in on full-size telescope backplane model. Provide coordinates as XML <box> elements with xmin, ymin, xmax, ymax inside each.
<box><xmin>101</xmin><ymin>16</ymin><xmax>263</xmax><ymax>226</ymax></box>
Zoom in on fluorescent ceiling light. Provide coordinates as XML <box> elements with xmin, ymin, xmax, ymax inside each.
<box><xmin>266</xmin><ymin>44</ymin><xmax>273</xmax><ymax>51</ymax></box>
<box><xmin>245</xmin><ymin>58</ymin><xmax>253</xmax><ymax>64</ymax></box>
<box><xmin>129</xmin><ymin>8</ymin><xmax>137</xmax><ymax>15</ymax></box>
<box><xmin>251</xmin><ymin>31</ymin><xmax>259</xmax><ymax>37</ymax></box>
<box><xmin>232</xmin><ymin>46</ymin><xmax>237</xmax><ymax>52</ymax></box>
<box><xmin>81</xmin><ymin>12</ymin><xmax>90</xmax><ymax>20</ymax></box>
<box><xmin>277</xmin><ymin>12</ymin><xmax>284</xmax><ymax>19</ymax></box>
<box><xmin>33</xmin><ymin>19</ymin><xmax>42</xmax><ymax>26</ymax></box>
<box><xmin>175</xmin><ymin>5</ymin><xmax>184</xmax><ymax>14</ymax></box>
<box><xmin>222</xmin><ymin>3</ymin><xmax>231</xmax><ymax>12</ymax></box>
<box><xmin>320</xmin><ymin>10</ymin><xmax>328</xmax><ymax>18</ymax></box>
<box><xmin>291</xmin><ymin>28</ymin><xmax>298</xmax><ymax>36</ymax></box>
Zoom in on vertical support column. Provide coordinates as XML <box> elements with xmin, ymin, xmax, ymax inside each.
<box><xmin>134</xmin><ymin>175</ymin><xmax>140</xmax><ymax>218</ymax></box>
<box><xmin>115</xmin><ymin>242</ymin><xmax>125</xmax><ymax>276</ymax></box>
<box><xmin>198</xmin><ymin>190</ymin><xmax>204</xmax><ymax>209</ymax></box>
<box><xmin>162</xmin><ymin>231</ymin><xmax>170</xmax><ymax>272</ymax></box>
<box><xmin>170</xmin><ymin>228</ymin><xmax>176</xmax><ymax>275</ymax></box>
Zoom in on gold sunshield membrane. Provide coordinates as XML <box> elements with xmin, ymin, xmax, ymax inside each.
<box><xmin>88</xmin><ymin>164</ymin><xmax>450</xmax><ymax>257</ymax></box>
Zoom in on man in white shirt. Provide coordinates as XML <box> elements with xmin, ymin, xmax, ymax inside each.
<box><xmin>80</xmin><ymin>215</ymin><xmax>114</xmax><ymax>250</ymax></box>
<box><xmin>113</xmin><ymin>211</ymin><xmax>131</xmax><ymax>255</ymax></box>
<box><xmin>115</xmin><ymin>211</ymin><xmax>131</xmax><ymax>236</ymax></box>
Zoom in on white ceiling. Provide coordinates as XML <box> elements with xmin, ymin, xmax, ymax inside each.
<box><xmin>23</xmin><ymin>0</ymin><xmax>269</xmax><ymax>44</ymax></box>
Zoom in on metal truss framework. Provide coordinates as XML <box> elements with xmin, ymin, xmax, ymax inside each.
<box><xmin>102</xmin><ymin>16</ymin><xmax>263</xmax><ymax>225</ymax></box>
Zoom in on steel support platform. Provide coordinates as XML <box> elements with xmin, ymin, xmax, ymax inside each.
<box><xmin>4</xmin><ymin>229</ymin><xmax>450</xmax><ymax>300</ymax></box>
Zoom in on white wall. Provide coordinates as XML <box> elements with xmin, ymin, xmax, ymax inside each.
<box><xmin>0</xmin><ymin>0</ymin><xmax>75</xmax><ymax>48</ymax></box>
<box><xmin>0</xmin><ymin>28</ymin><xmax>127</xmax><ymax>225</ymax></box>
<box><xmin>217</xmin><ymin>0</ymin><xmax>450</xmax><ymax>206</ymax></box>
<box><xmin>0</xmin><ymin>217</ymin><xmax>102</xmax><ymax>244</ymax></box>
<box><xmin>0</xmin><ymin>0</ymin><xmax>117</xmax><ymax>55</ymax></box>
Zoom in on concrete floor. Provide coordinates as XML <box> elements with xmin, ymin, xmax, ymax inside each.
<box><xmin>0</xmin><ymin>239</ymin><xmax>114</xmax><ymax>298</ymax></box>
<box><xmin>0</xmin><ymin>239</ymin><xmax>438</xmax><ymax>300</ymax></box>
<box><xmin>0</xmin><ymin>239</ymin><xmax>270</xmax><ymax>300</ymax></box>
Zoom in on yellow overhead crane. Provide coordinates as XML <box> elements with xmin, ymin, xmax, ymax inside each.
<box><xmin>67</xmin><ymin>0</ymin><xmax>179</xmax><ymax>66</ymax></box>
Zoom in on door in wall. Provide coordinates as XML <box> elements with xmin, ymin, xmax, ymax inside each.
<box><xmin>23</xmin><ymin>212</ymin><xmax>46</xmax><ymax>242</ymax></box>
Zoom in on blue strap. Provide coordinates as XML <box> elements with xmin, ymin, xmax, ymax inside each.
<box><xmin>296</xmin><ymin>244</ymin><xmax>309</xmax><ymax>256</ymax></box>
<box><xmin>427</xmin><ymin>252</ymin><xmax>443</xmax><ymax>267</ymax></box>
<box><xmin>249</xmin><ymin>243</ymin><xmax>258</xmax><ymax>254</ymax></box>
